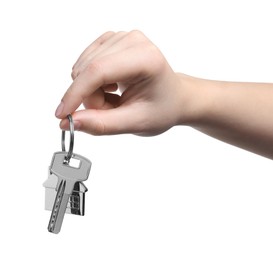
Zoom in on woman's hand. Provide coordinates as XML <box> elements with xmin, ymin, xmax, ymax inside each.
<box><xmin>55</xmin><ymin>30</ymin><xmax>195</xmax><ymax>136</ymax></box>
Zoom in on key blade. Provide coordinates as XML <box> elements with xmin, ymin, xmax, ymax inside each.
<box><xmin>48</xmin><ymin>179</ymin><xmax>69</xmax><ymax>234</ymax></box>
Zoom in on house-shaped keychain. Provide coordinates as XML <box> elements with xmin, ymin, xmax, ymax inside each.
<box><xmin>43</xmin><ymin>170</ymin><xmax>88</xmax><ymax>216</ymax></box>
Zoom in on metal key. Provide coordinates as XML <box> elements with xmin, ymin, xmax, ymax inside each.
<box><xmin>48</xmin><ymin>151</ymin><xmax>91</xmax><ymax>234</ymax></box>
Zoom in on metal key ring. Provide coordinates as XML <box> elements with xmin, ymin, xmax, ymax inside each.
<box><xmin>61</xmin><ymin>114</ymin><xmax>74</xmax><ymax>162</ymax></box>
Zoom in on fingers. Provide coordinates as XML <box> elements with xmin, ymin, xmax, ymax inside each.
<box><xmin>59</xmin><ymin>106</ymin><xmax>145</xmax><ymax>135</ymax></box>
<box><xmin>72</xmin><ymin>31</ymin><xmax>115</xmax><ymax>71</ymax></box>
<box><xmin>55</xmin><ymin>43</ymin><xmax>160</xmax><ymax>119</ymax></box>
<box><xmin>72</xmin><ymin>31</ymin><xmax>128</xmax><ymax>79</ymax></box>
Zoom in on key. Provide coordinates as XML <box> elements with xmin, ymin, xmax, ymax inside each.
<box><xmin>48</xmin><ymin>151</ymin><xmax>91</xmax><ymax>234</ymax></box>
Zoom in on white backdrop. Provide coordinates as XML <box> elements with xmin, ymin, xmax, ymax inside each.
<box><xmin>0</xmin><ymin>0</ymin><xmax>273</xmax><ymax>259</ymax></box>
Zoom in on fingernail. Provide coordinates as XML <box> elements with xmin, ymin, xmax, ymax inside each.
<box><xmin>55</xmin><ymin>101</ymin><xmax>64</xmax><ymax>117</ymax></box>
<box><xmin>73</xmin><ymin>120</ymin><xmax>81</xmax><ymax>130</ymax></box>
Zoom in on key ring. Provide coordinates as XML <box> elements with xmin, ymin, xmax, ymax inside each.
<box><xmin>61</xmin><ymin>114</ymin><xmax>74</xmax><ymax>163</ymax></box>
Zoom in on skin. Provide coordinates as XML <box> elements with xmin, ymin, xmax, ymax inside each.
<box><xmin>55</xmin><ymin>30</ymin><xmax>273</xmax><ymax>160</ymax></box>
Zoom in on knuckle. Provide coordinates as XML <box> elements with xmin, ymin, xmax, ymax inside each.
<box><xmin>97</xmin><ymin>31</ymin><xmax>115</xmax><ymax>45</ymax></box>
<box><xmin>138</xmin><ymin>41</ymin><xmax>166</xmax><ymax>73</ymax></box>
<box><xmin>71</xmin><ymin>70</ymin><xmax>78</xmax><ymax>80</ymax></box>
<box><xmin>86</xmin><ymin>61</ymin><xmax>102</xmax><ymax>74</ymax></box>
<box><xmin>85</xmin><ymin>61</ymin><xmax>105</xmax><ymax>83</ymax></box>
<box><xmin>126</xmin><ymin>29</ymin><xmax>146</xmax><ymax>43</ymax></box>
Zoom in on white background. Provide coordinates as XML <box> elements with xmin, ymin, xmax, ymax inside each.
<box><xmin>0</xmin><ymin>0</ymin><xmax>273</xmax><ymax>259</ymax></box>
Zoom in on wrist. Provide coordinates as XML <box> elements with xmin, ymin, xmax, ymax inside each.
<box><xmin>175</xmin><ymin>73</ymin><xmax>212</xmax><ymax>127</ymax></box>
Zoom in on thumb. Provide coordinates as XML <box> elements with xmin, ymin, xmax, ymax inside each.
<box><xmin>59</xmin><ymin>107</ymin><xmax>144</xmax><ymax>136</ymax></box>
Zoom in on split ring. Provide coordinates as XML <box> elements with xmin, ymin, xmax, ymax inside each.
<box><xmin>61</xmin><ymin>114</ymin><xmax>74</xmax><ymax>162</ymax></box>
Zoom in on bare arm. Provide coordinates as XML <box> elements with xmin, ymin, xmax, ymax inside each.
<box><xmin>55</xmin><ymin>30</ymin><xmax>273</xmax><ymax>159</ymax></box>
<box><xmin>177</xmin><ymin>75</ymin><xmax>273</xmax><ymax>159</ymax></box>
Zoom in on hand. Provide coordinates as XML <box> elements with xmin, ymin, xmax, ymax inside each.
<box><xmin>55</xmin><ymin>30</ymin><xmax>273</xmax><ymax>158</ymax></box>
<box><xmin>55</xmin><ymin>30</ymin><xmax>193</xmax><ymax>136</ymax></box>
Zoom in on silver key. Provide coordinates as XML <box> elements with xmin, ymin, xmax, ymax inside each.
<box><xmin>48</xmin><ymin>151</ymin><xmax>91</xmax><ymax>234</ymax></box>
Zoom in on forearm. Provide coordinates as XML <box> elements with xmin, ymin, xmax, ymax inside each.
<box><xmin>179</xmin><ymin>74</ymin><xmax>273</xmax><ymax>159</ymax></box>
